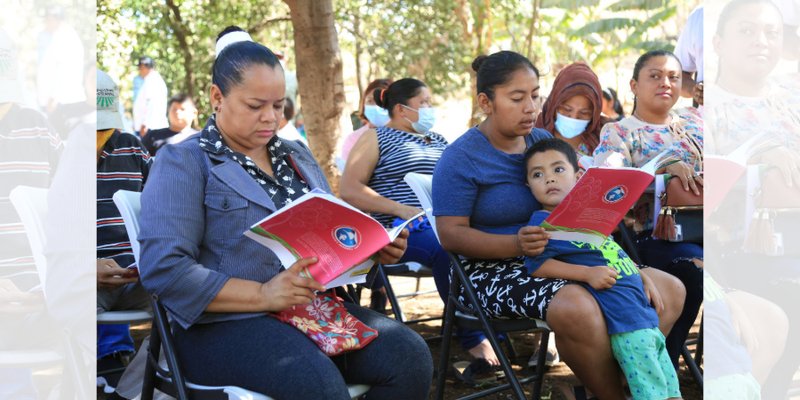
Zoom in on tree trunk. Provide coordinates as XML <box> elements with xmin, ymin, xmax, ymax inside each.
<box><xmin>460</xmin><ymin>0</ymin><xmax>493</xmax><ymax>127</ymax></box>
<box><xmin>353</xmin><ymin>14</ymin><xmax>364</xmax><ymax>98</ymax></box>
<box><xmin>164</xmin><ymin>0</ymin><xmax>194</xmax><ymax>98</ymax></box>
<box><xmin>284</xmin><ymin>0</ymin><xmax>345</xmax><ymax>193</ymax></box>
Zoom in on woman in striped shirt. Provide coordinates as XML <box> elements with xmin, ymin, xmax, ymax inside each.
<box><xmin>340</xmin><ymin>79</ymin><xmax>501</xmax><ymax>368</ymax></box>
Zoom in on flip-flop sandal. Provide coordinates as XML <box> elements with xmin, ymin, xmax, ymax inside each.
<box><xmin>453</xmin><ymin>358</ymin><xmax>499</xmax><ymax>386</ymax></box>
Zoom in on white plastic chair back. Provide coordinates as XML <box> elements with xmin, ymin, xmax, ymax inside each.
<box><xmin>112</xmin><ymin>190</ymin><xmax>143</xmax><ymax>267</ymax></box>
<box><xmin>9</xmin><ymin>186</ymin><xmax>49</xmax><ymax>287</ymax></box>
<box><xmin>403</xmin><ymin>173</ymin><xmax>438</xmax><ymax>241</ymax></box>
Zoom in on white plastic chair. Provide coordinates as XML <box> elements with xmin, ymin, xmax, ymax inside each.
<box><xmin>113</xmin><ymin>190</ymin><xmax>370</xmax><ymax>400</ymax></box>
<box><xmin>8</xmin><ymin>185</ymin><xmax>88</xmax><ymax>398</ymax></box>
<box><xmin>403</xmin><ymin>173</ymin><xmax>438</xmax><ymax>241</ymax></box>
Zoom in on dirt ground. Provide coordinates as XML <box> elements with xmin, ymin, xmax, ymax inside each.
<box><xmin>380</xmin><ymin>276</ymin><xmax>702</xmax><ymax>400</ymax></box>
<box><xmin>124</xmin><ymin>275</ymin><xmax>702</xmax><ymax>400</ymax></box>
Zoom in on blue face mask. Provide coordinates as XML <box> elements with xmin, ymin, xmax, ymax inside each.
<box><xmin>554</xmin><ymin>112</ymin><xmax>590</xmax><ymax>139</ymax></box>
<box><xmin>402</xmin><ymin>104</ymin><xmax>436</xmax><ymax>134</ymax></box>
<box><xmin>363</xmin><ymin>105</ymin><xmax>390</xmax><ymax>127</ymax></box>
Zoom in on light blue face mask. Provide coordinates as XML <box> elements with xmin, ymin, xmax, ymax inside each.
<box><xmin>401</xmin><ymin>104</ymin><xmax>436</xmax><ymax>134</ymax></box>
<box><xmin>554</xmin><ymin>112</ymin><xmax>590</xmax><ymax>139</ymax></box>
<box><xmin>363</xmin><ymin>105</ymin><xmax>390</xmax><ymax>127</ymax></box>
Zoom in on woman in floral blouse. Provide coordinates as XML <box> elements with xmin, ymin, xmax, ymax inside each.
<box><xmin>593</xmin><ymin>50</ymin><xmax>703</xmax><ymax>369</ymax></box>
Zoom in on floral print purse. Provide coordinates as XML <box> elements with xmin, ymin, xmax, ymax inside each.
<box><xmin>274</xmin><ymin>291</ymin><xmax>379</xmax><ymax>356</ymax></box>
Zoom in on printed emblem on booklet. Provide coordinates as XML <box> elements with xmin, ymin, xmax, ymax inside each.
<box><xmin>603</xmin><ymin>185</ymin><xmax>628</xmax><ymax>204</ymax></box>
<box><xmin>333</xmin><ymin>226</ymin><xmax>360</xmax><ymax>249</ymax></box>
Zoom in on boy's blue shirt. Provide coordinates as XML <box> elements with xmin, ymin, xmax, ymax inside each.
<box><xmin>524</xmin><ymin>210</ymin><xmax>658</xmax><ymax>334</ymax></box>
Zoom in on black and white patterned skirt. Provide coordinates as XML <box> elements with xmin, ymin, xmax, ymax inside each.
<box><xmin>456</xmin><ymin>256</ymin><xmax>567</xmax><ymax>321</ymax></box>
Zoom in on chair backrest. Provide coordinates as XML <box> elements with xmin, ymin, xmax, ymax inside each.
<box><xmin>9</xmin><ymin>186</ymin><xmax>49</xmax><ymax>287</ymax></box>
<box><xmin>112</xmin><ymin>190</ymin><xmax>143</xmax><ymax>267</ymax></box>
<box><xmin>403</xmin><ymin>173</ymin><xmax>439</xmax><ymax>241</ymax></box>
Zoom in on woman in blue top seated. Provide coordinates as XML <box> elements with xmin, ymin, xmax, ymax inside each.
<box><xmin>137</xmin><ymin>27</ymin><xmax>433</xmax><ymax>400</ymax></box>
<box><xmin>432</xmin><ymin>50</ymin><xmax>686</xmax><ymax>398</ymax></box>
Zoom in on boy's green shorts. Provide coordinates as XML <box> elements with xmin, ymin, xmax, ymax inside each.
<box><xmin>611</xmin><ymin>328</ymin><xmax>681</xmax><ymax>400</ymax></box>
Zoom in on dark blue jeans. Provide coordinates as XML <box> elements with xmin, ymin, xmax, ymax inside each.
<box><xmin>383</xmin><ymin>227</ymin><xmax>490</xmax><ymax>350</ymax></box>
<box><xmin>173</xmin><ymin>304</ymin><xmax>433</xmax><ymax>400</ymax></box>
<box><xmin>636</xmin><ymin>234</ymin><xmax>703</xmax><ymax>368</ymax></box>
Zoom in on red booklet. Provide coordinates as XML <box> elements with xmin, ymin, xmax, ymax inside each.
<box><xmin>542</xmin><ymin>154</ymin><xmax>665</xmax><ymax>246</ymax></box>
<box><xmin>245</xmin><ymin>191</ymin><xmax>421</xmax><ymax>288</ymax></box>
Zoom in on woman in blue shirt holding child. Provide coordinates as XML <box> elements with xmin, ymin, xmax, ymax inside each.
<box><xmin>433</xmin><ymin>50</ymin><xmax>686</xmax><ymax>399</ymax></box>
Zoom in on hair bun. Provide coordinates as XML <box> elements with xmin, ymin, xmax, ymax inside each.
<box><xmin>215</xmin><ymin>27</ymin><xmax>253</xmax><ymax>58</ymax></box>
<box><xmin>471</xmin><ymin>55</ymin><xmax>488</xmax><ymax>73</ymax></box>
<box><xmin>373</xmin><ymin>88</ymin><xmax>387</xmax><ymax>108</ymax></box>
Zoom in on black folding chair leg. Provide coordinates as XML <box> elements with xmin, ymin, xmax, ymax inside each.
<box><xmin>435</xmin><ymin>270</ymin><xmax>459</xmax><ymax>400</ymax></box>
<box><xmin>378</xmin><ymin>265</ymin><xmax>406</xmax><ymax>322</ymax></box>
<box><xmin>451</xmin><ymin>256</ymin><xmax>527</xmax><ymax>400</ymax></box>
<box><xmin>141</xmin><ymin>326</ymin><xmax>159</xmax><ymax>400</ymax></box>
<box><xmin>531</xmin><ymin>332</ymin><xmax>549</xmax><ymax>399</ymax></box>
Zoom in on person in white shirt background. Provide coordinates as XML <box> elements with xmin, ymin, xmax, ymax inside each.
<box><xmin>36</xmin><ymin>6</ymin><xmax>85</xmax><ymax>115</ymax></box>
<box><xmin>674</xmin><ymin>5</ymin><xmax>704</xmax><ymax>106</ymax></box>
<box><xmin>772</xmin><ymin>0</ymin><xmax>800</xmax><ymax>61</ymax></box>
<box><xmin>277</xmin><ymin>97</ymin><xmax>307</xmax><ymax>145</ymax></box>
<box><xmin>132</xmin><ymin>56</ymin><xmax>168</xmax><ymax>137</ymax></box>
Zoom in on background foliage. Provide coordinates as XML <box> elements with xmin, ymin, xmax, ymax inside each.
<box><xmin>98</xmin><ymin>0</ymin><xmax>698</xmax><ymax>130</ymax></box>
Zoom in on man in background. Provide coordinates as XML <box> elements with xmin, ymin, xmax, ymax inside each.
<box><xmin>132</xmin><ymin>56</ymin><xmax>168</xmax><ymax>137</ymax></box>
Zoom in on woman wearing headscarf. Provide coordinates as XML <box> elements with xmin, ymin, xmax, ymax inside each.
<box><xmin>535</xmin><ymin>62</ymin><xmax>610</xmax><ymax>168</ymax></box>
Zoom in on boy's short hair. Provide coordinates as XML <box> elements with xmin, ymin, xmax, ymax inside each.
<box><xmin>524</xmin><ymin>138</ymin><xmax>580</xmax><ymax>172</ymax></box>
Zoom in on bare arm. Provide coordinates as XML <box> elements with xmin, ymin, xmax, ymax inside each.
<box><xmin>437</xmin><ymin>215</ymin><xmax>550</xmax><ymax>259</ymax></box>
<box><xmin>680</xmin><ymin>71</ymin><xmax>696</xmax><ymax>98</ymax></box>
<box><xmin>340</xmin><ymin>129</ymin><xmax>421</xmax><ymax>219</ymax></box>
<box><xmin>532</xmin><ymin>259</ymin><xmax>618</xmax><ymax>290</ymax></box>
<box><xmin>206</xmin><ymin>258</ymin><xmax>325</xmax><ymax>313</ymax></box>
<box><xmin>205</xmin><ymin>230</ymin><xmax>409</xmax><ymax>314</ymax></box>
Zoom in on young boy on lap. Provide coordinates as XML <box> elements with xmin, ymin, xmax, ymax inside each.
<box><xmin>522</xmin><ymin>138</ymin><xmax>681</xmax><ymax>400</ymax></box>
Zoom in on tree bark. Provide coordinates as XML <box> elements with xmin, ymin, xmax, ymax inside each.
<box><xmin>284</xmin><ymin>0</ymin><xmax>345</xmax><ymax>193</ymax></box>
<box><xmin>353</xmin><ymin>14</ymin><xmax>364</xmax><ymax>98</ymax></box>
<box><xmin>459</xmin><ymin>0</ymin><xmax>493</xmax><ymax>127</ymax></box>
<box><xmin>248</xmin><ymin>16</ymin><xmax>292</xmax><ymax>35</ymax></box>
<box><xmin>164</xmin><ymin>0</ymin><xmax>194</xmax><ymax>98</ymax></box>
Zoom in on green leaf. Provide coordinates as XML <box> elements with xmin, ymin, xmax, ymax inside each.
<box><xmin>608</xmin><ymin>0</ymin><xmax>669</xmax><ymax>12</ymax></box>
<box><xmin>633</xmin><ymin>39</ymin><xmax>674</xmax><ymax>52</ymax></box>
<box><xmin>541</xmin><ymin>0</ymin><xmax>599</xmax><ymax>9</ymax></box>
<box><xmin>570</xmin><ymin>18</ymin><xmax>638</xmax><ymax>37</ymax></box>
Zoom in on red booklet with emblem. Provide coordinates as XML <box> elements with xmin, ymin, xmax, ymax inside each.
<box><xmin>542</xmin><ymin>154</ymin><xmax>664</xmax><ymax>246</ymax></box>
<box><xmin>245</xmin><ymin>190</ymin><xmax>422</xmax><ymax>288</ymax></box>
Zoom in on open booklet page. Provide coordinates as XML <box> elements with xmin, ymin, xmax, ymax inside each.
<box><xmin>244</xmin><ymin>191</ymin><xmax>422</xmax><ymax>287</ymax></box>
<box><xmin>542</xmin><ymin>152</ymin><xmax>667</xmax><ymax>246</ymax></box>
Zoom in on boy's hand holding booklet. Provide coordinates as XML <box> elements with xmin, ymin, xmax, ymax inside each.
<box><xmin>542</xmin><ymin>153</ymin><xmax>667</xmax><ymax>246</ymax></box>
<box><xmin>245</xmin><ymin>190</ymin><xmax>423</xmax><ymax>288</ymax></box>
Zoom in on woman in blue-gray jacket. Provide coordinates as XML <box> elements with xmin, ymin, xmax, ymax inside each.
<box><xmin>137</xmin><ymin>27</ymin><xmax>432</xmax><ymax>400</ymax></box>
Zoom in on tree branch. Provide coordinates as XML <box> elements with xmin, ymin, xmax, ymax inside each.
<box><xmin>163</xmin><ymin>0</ymin><xmax>194</xmax><ymax>97</ymax></box>
<box><xmin>248</xmin><ymin>16</ymin><xmax>292</xmax><ymax>34</ymax></box>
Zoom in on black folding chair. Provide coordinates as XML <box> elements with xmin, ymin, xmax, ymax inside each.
<box><xmin>141</xmin><ymin>297</ymin><xmax>231</xmax><ymax>400</ymax></box>
<box><xmin>435</xmin><ymin>252</ymin><xmax>551</xmax><ymax>400</ymax></box>
<box><xmin>376</xmin><ymin>262</ymin><xmax>443</xmax><ymax>325</ymax></box>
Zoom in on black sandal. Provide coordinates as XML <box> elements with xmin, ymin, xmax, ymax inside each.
<box><xmin>453</xmin><ymin>358</ymin><xmax>501</xmax><ymax>386</ymax></box>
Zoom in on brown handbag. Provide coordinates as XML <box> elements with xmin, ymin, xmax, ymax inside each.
<box><xmin>652</xmin><ymin>175</ymin><xmax>704</xmax><ymax>242</ymax></box>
